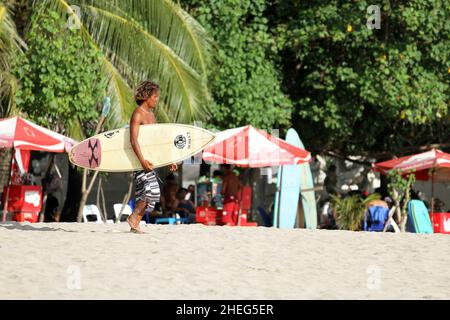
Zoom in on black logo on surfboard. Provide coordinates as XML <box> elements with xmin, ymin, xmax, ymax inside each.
<box><xmin>174</xmin><ymin>135</ymin><xmax>187</xmax><ymax>149</ymax></box>
<box><xmin>104</xmin><ymin>130</ymin><xmax>119</xmax><ymax>139</ymax></box>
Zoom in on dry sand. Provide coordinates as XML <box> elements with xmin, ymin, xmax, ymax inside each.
<box><xmin>0</xmin><ymin>222</ymin><xmax>449</xmax><ymax>300</ymax></box>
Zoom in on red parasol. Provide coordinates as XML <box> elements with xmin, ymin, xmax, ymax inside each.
<box><xmin>0</xmin><ymin>116</ymin><xmax>75</xmax><ymax>152</ymax></box>
<box><xmin>373</xmin><ymin>149</ymin><xmax>450</xmax><ymax>218</ymax></box>
<box><xmin>0</xmin><ymin>116</ymin><xmax>76</xmax><ymax>221</ymax></box>
<box><xmin>202</xmin><ymin>125</ymin><xmax>311</xmax><ymax>167</ymax></box>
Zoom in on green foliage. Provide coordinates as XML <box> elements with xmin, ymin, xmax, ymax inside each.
<box><xmin>387</xmin><ymin>170</ymin><xmax>416</xmax><ymax>199</ymax></box>
<box><xmin>0</xmin><ymin>1</ymin><xmax>25</xmax><ymax>117</ymax></box>
<box><xmin>331</xmin><ymin>193</ymin><xmax>381</xmax><ymax>231</ymax></box>
<box><xmin>35</xmin><ymin>0</ymin><xmax>213</xmax><ymax>129</ymax></box>
<box><xmin>182</xmin><ymin>0</ymin><xmax>293</xmax><ymax>130</ymax></box>
<box><xmin>271</xmin><ymin>0</ymin><xmax>450</xmax><ymax>156</ymax></box>
<box><xmin>14</xmin><ymin>8</ymin><xmax>107</xmax><ymax>138</ymax></box>
<box><xmin>388</xmin><ymin>169</ymin><xmax>415</xmax><ymax>223</ymax></box>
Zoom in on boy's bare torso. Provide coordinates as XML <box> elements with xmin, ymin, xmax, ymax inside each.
<box><xmin>132</xmin><ymin>106</ymin><xmax>156</xmax><ymax>125</ymax></box>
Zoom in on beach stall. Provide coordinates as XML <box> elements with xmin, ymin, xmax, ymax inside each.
<box><xmin>202</xmin><ymin>125</ymin><xmax>311</xmax><ymax>226</ymax></box>
<box><xmin>373</xmin><ymin>149</ymin><xmax>450</xmax><ymax>234</ymax></box>
<box><xmin>0</xmin><ymin>116</ymin><xmax>76</xmax><ymax>223</ymax></box>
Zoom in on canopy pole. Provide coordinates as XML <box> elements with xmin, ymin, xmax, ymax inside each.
<box><xmin>431</xmin><ymin>170</ymin><xmax>435</xmax><ymax>228</ymax></box>
<box><xmin>2</xmin><ymin>148</ymin><xmax>15</xmax><ymax>222</ymax></box>
<box><xmin>276</xmin><ymin>166</ymin><xmax>284</xmax><ymax>228</ymax></box>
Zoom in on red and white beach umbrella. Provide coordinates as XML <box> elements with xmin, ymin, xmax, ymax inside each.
<box><xmin>0</xmin><ymin>116</ymin><xmax>75</xmax><ymax>152</ymax></box>
<box><xmin>0</xmin><ymin>116</ymin><xmax>77</xmax><ymax>222</ymax></box>
<box><xmin>372</xmin><ymin>149</ymin><xmax>450</xmax><ymax>182</ymax></box>
<box><xmin>373</xmin><ymin>149</ymin><xmax>450</xmax><ymax>216</ymax></box>
<box><xmin>203</xmin><ymin>125</ymin><xmax>311</xmax><ymax>167</ymax></box>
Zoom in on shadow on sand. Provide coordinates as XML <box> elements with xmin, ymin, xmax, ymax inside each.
<box><xmin>0</xmin><ymin>223</ymin><xmax>76</xmax><ymax>233</ymax></box>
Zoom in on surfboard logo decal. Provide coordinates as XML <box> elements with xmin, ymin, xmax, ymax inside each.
<box><xmin>104</xmin><ymin>130</ymin><xmax>119</xmax><ymax>139</ymax></box>
<box><xmin>174</xmin><ymin>135</ymin><xmax>187</xmax><ymax>149</ymax></box>
<box><xmin>88</xmin><ymin>139</ymin><xmax>100</xmax><ymax>168</ymax></box>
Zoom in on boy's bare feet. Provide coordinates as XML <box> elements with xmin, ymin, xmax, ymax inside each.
<box><xmin>130</xmin><ymin>227</ymin><xmax>145</xmax><ymax>234</ymax></box>
<box><xmin>127</xmin><ymin>214</ymin><xmax>143</xmax><ymax>234</ymax></box>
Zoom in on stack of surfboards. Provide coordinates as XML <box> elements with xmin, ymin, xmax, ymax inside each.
<box><xmin>273</xmin><ymin>128</ymin><xmax>317</xmax><ymax>229</ymax></box>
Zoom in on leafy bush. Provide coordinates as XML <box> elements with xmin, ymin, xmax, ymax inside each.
<box><xmin>387</xmin><ymin>169</ymin><xmax>416</xmax><ymax>231</ymax></box>
<box><xmin>331</xmin><ymin>193</ymin><xmax>381</xmax><ymax>231</ymax></box>
<box><xmin>182</xmin><ymin>0</ymin><xmax>293</xmax><ymax>131</ymax></box>
<box><xmin>14</xmin><ymin>8</ymin><xmax>107</xmax><ymax>139</ymax></box>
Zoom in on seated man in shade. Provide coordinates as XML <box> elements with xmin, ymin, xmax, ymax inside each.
<box><xmin>173</xmin><ymin>188</ymin><xmax>196</xmax><ymax>223</ymax></box>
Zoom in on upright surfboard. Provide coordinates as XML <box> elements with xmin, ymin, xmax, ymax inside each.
<box><xmin>297</xmin><ymin>134</ymin><xmax>317</xmax><ymax>229</ymax></box>
<box><xmin>273</xmin><ymin>165</ymin><xmax>282</xmax><ymax>227</ymax></box>
<box><xmin>273</xmin><ymin>129</ymin><xmax>302</xmax><ymax>228</ymax></box>
<box><xmin>407</xmin><ymin>200</ymin><xmax>433</xmax><ymax>234</ymax></box>
<box><xmin>69</xmin><ymin>124</ymin><xmax>215</xmax><ymax>172</ymax></box>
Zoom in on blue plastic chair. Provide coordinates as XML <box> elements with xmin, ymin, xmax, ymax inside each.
<box><xmin>155</xmin><ymin>217</ymin><xmax>188</xmax><ymax>225</ymax></box>
<box><xmin>155</xmin><ymin>217</ymin><xmax>177</xmax><ymax>225</ymax></box>
<box><xmin>128</xmin><ymin>199</ymin><xmax>135</xmax><ymax>211</ymax></box>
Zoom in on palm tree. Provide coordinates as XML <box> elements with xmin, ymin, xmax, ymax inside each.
<box><xmin>0</xmin><ymin>1</ymin><xmax>25</xmax><ymax>117</ymax></box>
<box><xmin>34</xmin><ymin>0</ymin><xmax>212</xmax><ymax>135</ymax></box>
<box><xmin>0</xmin><ymin>1</ymin><xmax>26</xmax><ymax>191</ymax></box>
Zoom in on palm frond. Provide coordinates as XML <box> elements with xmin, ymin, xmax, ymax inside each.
<box><xmin>35</xmin><ymin>0</ymin><xmax>212</xmax><ymax>127</ymax></box>
<box><xmin>120</xmin><ymin>0</ymin><xmax>211</xmax><ymax>77</ymax></box>
<box><xmin>0</xmin><ymin>3</ymin><xmax>25</xmax><ymax>69</ymax></box>
<box><xmin>362</xmin><ymin>193</ymin><xmax>381</xmax><ymax>206</ymax></box>
<box><xmin>0</xmin><ymin>70</ymin><xmax>18</xmax><ymax>116</ymax></box>
<box><xmin>0</xmin><ymin>2</ymin><xmax>25</xmax><ymax>117</ymax></box>
<box><xmin>79</xmin><ymin>0</ymin><xmax>211</xmax><ymax>78</ymax></box>
<box><xmin>82</xmin><ymin>3</ymin><xmax>210</xmax><ymax>123</ymax></box>
<box><xmin>103</xmin><ymin>60</ymin><xmax>135</xmax><ymax>129</ymax></box>
<box><xmin>67</xmin><ymin>117</ymin><xmax>85</xmax><ymax>142</ymax></box>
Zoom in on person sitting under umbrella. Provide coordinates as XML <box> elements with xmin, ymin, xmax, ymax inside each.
<box><xmin>221</xmin><ymin>164</ymin><xmax>241</xmax><ymax>225</ymax></box>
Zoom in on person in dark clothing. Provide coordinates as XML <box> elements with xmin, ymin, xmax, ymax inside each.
<box><xmin>44</xmin><ymin>193</ymin><xmax>60</xmax><ymax>222</ymax></box>
<box><xmin>173</xmin><ymin>188</ymin><xmax>196</xmax><ymax>223</ymax></box>
<box><xmin>186</xmin><ymin>184</ymin><xmax>196</xmax><ymax>203</ymax></box>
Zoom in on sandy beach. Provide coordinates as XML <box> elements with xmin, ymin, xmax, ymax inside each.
<box><xmin>0</xmin><ymin>222</ymin><xmax>449</xmax><ymax>300</ymax></box>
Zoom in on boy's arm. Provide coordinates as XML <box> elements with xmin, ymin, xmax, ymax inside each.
<box><xmin>130</xmin><ymin>111</ymin><xmax>153</xmax><ymax>172</ymax></box>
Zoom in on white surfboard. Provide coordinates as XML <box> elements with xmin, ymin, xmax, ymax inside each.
<box><xmin>69</xmin><ymin>124</ymin><xmax>216</xmax><ymax>172</ymax></box>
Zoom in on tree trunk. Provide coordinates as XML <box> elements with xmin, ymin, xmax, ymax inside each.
<box><xmin>73</xmin><ymin>112</ymin><xmax>107</xmax><ymax>222</ymax></box>
<box><xmin>117</xmin><ymin>173</ymin><xmax>133</xmax><ymax>222</ymax></box>
<box><xmin>400</xmin><ymin>213</ymin><xmax>408</xmax><ymax>232</ymax></box>
<box><xmin>100</xmin><ymin>182</ymin><xmax>107</xmax><ymax>222</ymax></box>
<box><xmin>10</xmin><ymin>0</ymin><xmax>32</xmax><ymax>39</ymax></box>
<box><xmin>0</xmin><ymin>148</ymin><xmax>12</xmax><ymax>190</ymax></box>
<box><xmin>1</xmin><ymin>148</ymin><xmax>14</xmax><ymax>222</ymax></box>
<box><xmin>76</xmin><ymin>170</ymin><xmax>99</xmax><ymax>222</ymax></box>
<box><xmin>77</xmin><ymin>193</ymin><xmax>89</xmax><ymax>223</ymax></box>
<box><xmin>96</xmin><ymin>176</ymin><xmax>103</xmax><ymax>221</ymax></box>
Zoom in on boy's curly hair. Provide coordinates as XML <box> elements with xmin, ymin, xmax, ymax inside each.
<box><xmin>134</xmin><ymin>80</ymin><xmax>160</xmax><ymax>105</ymax></box>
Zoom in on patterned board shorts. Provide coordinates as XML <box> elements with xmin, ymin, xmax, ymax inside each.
<box><xmin>134</xmin><ymin>170</ymin><xmax>161</xmax><ymax>210</ymax></box>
